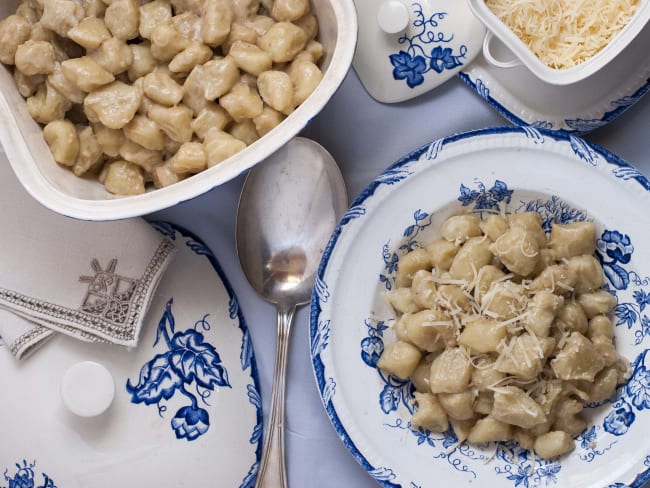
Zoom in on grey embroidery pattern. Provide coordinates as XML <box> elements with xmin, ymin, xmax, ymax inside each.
<box><xmin>9</xmin><ymin>325</ymin><xmax>52</xmax><ymax>357</ymax></box>
<box><xmin>79</xmin><ymin>258</ymin><xmax>138</xmax><ymax>324</ymax></box>
<box><xmin>0</xmin><ymin>239</ymin><xmax>174</xmax><ymax>344</ymax></box>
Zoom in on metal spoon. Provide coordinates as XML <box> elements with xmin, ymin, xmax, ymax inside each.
<box><xmin>236</xmin><ymin>137</ymin><xmax>348</xmax><ymax>488</ymax></box>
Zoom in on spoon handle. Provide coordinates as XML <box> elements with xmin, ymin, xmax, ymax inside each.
<box><xmin>255</xmin><ymin>303</ymin><xmax>296</xmax><ymax>488</ymax></box>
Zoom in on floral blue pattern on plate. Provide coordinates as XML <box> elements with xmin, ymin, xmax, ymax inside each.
<box><xmin>126</xmin><ymin>297</ymin><xmax>232</xmax><ymax>442</ymax></box>
<box><xmin>310</xmin><ymin>126</ymin><xmax>650</xmax><ymax>487</ymax></box>
<box><xmin>3</xmin><ymin>460</ymin><xmax>57</xmax><ymax>488</ymax></box>
<box><xmin>0</xmin><ymin>223</ymin><xmax>262</xmax><ymax>488</ymax></box>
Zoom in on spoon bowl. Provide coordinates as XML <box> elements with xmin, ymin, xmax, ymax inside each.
<box><xmin>236</xmin><ymin>137</ymin><xmax>348</xmax><ymax>488</ymax></box>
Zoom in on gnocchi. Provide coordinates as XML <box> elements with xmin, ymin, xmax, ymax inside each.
<box><xmin>0</xmin><ymin>0</ymin><xmax>325</xmax><ymax>195</ymax></box>
<box><xmin>377</xmin><ymin>211</ymin><xmax>630</xmax><ymax>460</ymax></box>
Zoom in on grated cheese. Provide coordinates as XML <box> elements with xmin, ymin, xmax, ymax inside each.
<box><xmin>555</xmin><ymin>281</ymin><xmax>574</xmax><ymax>292</ymax></box>
<box><xmin>555</xmin><ymin>320</ymin><xmax>571</xmax><ymax>349</ymax></box>
<box><xmin>496</xmin><ymin>311</ymin><xmax>529</xmax><ymax>328</ymax></box>
<box><xmin>431</xmin><ymin>277</ymin><xmax>468</xmax><ymax>287</ymax></box>
<box><xmin>379</xmin><ymin>211</ymin><xmax>628</xmax><ymax>461</ymax></box>
<box><xmin>496</xmin><ymin>272</ymin><xmax>516</xmax><ymax>283</ymax></box>
<box><xmin>421</xmin><ymin>320</ymin><xmax>455</xmax><ymax>327</ymax></box>
<box><xmin>523</xmin><ymin>326</ymin><xmax>546</xmax><ymax>359</ymax></box>
<box><xmin>519</xmin><ymin>234</ymin><xmax>539</xmax><ymax>258</ymax></box>
<box><xmin>483</xmin><ymin>309</ymin><xmax>501</xmax><ymax>319</ymax></box>
<box><xmin>452</xmin><ymin>314</ymin><xmax>464</xmax><ymax>341</ymax></box>
<box><xmin>485</xmin><ymin>0</ymin><xmax>640</xmax><ymax>69</ymax></box>
<box><xmin>489</xmin><ymin>375</ymin><xmax>537</xmax><ymax>390</ymax></box>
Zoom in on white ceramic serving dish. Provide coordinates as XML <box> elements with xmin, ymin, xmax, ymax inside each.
<box><xmin>458</xmin><ymin>21</ymin><xmax>650</xmax><ymax>133</ymax></box>
<box><xmin>0</xmin><ymin>221</ymin><xmax>263</xmax><ymax>487</ymax></box>
<box><xmin>467</xmin><ymin>0</ymin><xmax>650</xmax><ymax>85</ymax></box>
<box><xmin>0</xmin><ymin>0</ymin><xmax>357</xmax><ymax>221</ymax></box>
<box><xmin>311</xmin><ymin>127</ymin><xmax>650</xmax><ymax>487</ymax></box>
<box><xmin>346</xmin><ymin>0</ymin><xmax>650</xmax><ymax>131</ymax></box>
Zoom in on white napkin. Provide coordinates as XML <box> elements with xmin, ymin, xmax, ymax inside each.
<box><xmin>0</xmin><ymin>156</ymin><xmax>175</xmax><ymax>360</ymax></box>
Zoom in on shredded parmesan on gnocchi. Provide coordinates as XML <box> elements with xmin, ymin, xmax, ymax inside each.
<box><xmin>485</xmin><ymin>0</ymin><xmax>639</xmax><ymax>69</ymax></box>
<box><xmin>377</xmin><ymin>212</ymin><xmax>631</xmax><ymax>460</ymax></box>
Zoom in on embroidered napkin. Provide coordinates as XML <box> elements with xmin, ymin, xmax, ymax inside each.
<box><xmin>0</xmin><ymin>155</ymin><xmax>175</xmax><ymax>360</ymax></box>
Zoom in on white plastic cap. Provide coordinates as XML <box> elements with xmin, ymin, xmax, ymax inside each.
<box><xmin>61</xmin><ymin>361</ymin><xmax>115</xmax><ymax>417</ymax></box>
<box><xmin>376</xmin><ymin>0</ymin><xmax>410</xmax><ymax>34</ymax></box>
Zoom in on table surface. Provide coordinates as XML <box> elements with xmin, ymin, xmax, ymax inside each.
<box><xmin>151</xmin><ymin>68</ymin><xmax>650</xmax><ymax>487</ymax></box>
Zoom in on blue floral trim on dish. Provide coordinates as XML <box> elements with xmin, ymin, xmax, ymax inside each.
<box><xmin>602</xmin><ymin>349</ymin><xmax>650</xmax><ymax>438</ymax></box>
<box><xmin>458</xmin><ymin>179</ymin><xmax>513</xmax><ymax>212</ymax></box>
<box><xmin>595</xmin><ymin>230</ymin><xmax>650</xmax><ymax>346</ymax></box>
<box><xmin>311</xmin><ymin>308</ymin><xmax>400</xmax><ymax>486</ymax></box>
<box><xmin>491</xmin><ymin>443</ymin><xmax>562</xmax><ymax>486</ymax></box>
<box><xmin>126</xmin><ymin>298</ymin><xmax>232</xmax><ymax>441</ymax></box>
<box><xmin>457</xmin><ymin>72</ymin><xmax>650</xmax><ymax>134</ymax></box>
<box><xmin>577</xmin><ymin>425</ymin><xmax>616</xmax><ymax>462</ymax></box>
<box><xmin>515</xmin><ymin>196</ymin><xmax>588</xmax><ymax>232</ymax></box>
<box><xmin>365</xmin><ymin>179</ymin><xmax>650</xmax><ymax>486</ymax></box>
<box><xmin>310</xmin><ymin>127</ymin><xmax>650</xmax><ymax>487</ymax></box>
<box><xmin>362</xmin><ymin>317</ymin><xmax>412</xmax><ymax>415</ymax></box>
<box><xmin>379</xmin><ymin>210</ymin><xmax>433</xmax><ymax>292</ymax></box>
<box><xmin>390</xmin><ymin>3</ymin><xmax>467</xmax><ymax>88</ymax></box>
<box><xmin>457</xmin><ymin>75</ymin><xmax>548</xmax><ymax>130</ymax></box>
<box><xmin>2</xmin><ymin>460</ymin><xmax>56</xmax><ymax>488</ymax></box>
<box><xmin>147</xmin><ymin>222</ymin><xmax>263</xmax><ymax>488</ymax></box>
<box><xmin>385</xmin><ymin>419</ymin><xmax>485</xmax><ymax>478</ymax></box>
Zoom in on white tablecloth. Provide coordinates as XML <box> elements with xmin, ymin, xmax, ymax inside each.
<box><xmin>151</xmin><ymin>70</ymin><xmax>650</xmax><ymax>487</ymax></box>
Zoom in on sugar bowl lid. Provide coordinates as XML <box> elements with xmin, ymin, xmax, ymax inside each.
<box><xmin>353</xmin><ymin>0</ymin><xmax>486</xmax><ymax>103</ymax></box>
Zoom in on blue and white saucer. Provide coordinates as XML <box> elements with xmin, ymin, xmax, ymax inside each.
<box><xmin>0</xmin><ymin>223</ymin><xmax>262</xmax><ymax>488</ymax></box>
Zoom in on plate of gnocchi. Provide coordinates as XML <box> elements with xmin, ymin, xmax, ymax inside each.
<box><xmin>310</xmin><ymin>126</ymin><xmax>650</xmax><ymax>487</ymax></box>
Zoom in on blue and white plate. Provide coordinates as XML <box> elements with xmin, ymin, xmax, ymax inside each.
<box><xmin>458</xmin><ymin>24</ymin><xmax>650</xmax><ymax>134</ymax></box>
<box><xmin>0</xmin><ymin>223</ymin><xmax>262</xmax><ymax>488</ymax></box>
<box><xmin>310</xmin><ymin>127</ymin><xmax>650</xmax><ymax>487</ymax></box>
